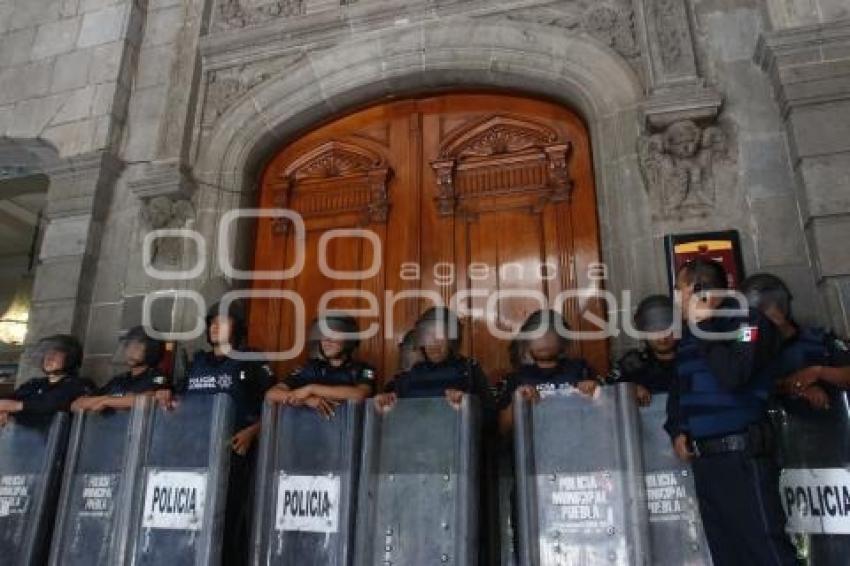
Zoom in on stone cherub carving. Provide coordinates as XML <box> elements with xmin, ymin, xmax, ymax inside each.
<box><xmin>141</xmin><ymin>196</ymin><xmax>195</xmax><ymax>267</ymax></box>
<box><xmin>638</xmin><ymin>119</ymin><xmax>730</xmax><ymax>217</ymax></box>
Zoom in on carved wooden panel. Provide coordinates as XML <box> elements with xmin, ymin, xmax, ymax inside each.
<box><xmin>251</xmin><ymin>94</ymin><xmax>607</xmax><ymax>381</ymax></box>
<box><xmin>268</xmin><ymin>140</ymin><xmax>391</xmax><ymax>233</ymax></box>
<box><xmin>431</xmin><ymin>115</ymin><xmax>572</xmax><ymax>216</ymax></box>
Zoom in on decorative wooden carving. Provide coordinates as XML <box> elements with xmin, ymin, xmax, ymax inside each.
<box><xmin>271</xmin><ymin>140</ymin><xmax>391</xmax><ymax>233</ymax></box>
<box><xmin>431</xmin><ymin>115</ymin><xmax>573</xmax><ymax>216</ymax></box>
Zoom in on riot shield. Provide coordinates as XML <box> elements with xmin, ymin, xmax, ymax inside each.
<box><xmin>638</xmin><ymin>394</ymin><xmax>711</xmax><ymax>565</ymax></box>
<box><xmin>0</xmin><ymin>412</ymin><xmax>70</xmax><ymax>566</ymax></box>
<box><xmin>48</xmin><ymin>397</ymin><xmax>150</xmax><ymax>566</ymax></box>
<box><xmin>776</xmin><ymin>389</ymin><xmax>850</xmax><ymax>565</ymax></box>
<box><xmin>251</xmin><ymin>400</ymin><xmax>364</xmax><ymax>565</ymax></box>
<box><xmin>354</xmin><ymin>396</ymin><xmax>480</xmax><ymax>565</ymax></box>
<box><xmin>128</xmin><ymin>393</ymin><xmax>234</xmax><ymax>566</ymax></box>
<box><xmin>513</xmin><ymin>383</ymin><xmax>649</xmax><ymax>566</ymax></box>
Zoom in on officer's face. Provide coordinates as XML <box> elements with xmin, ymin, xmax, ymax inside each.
<box><xmin>124</xmin><ymin>341</ymin><xmax>147</xmax><ymax>367</ymax></box>
<box><xmin>528</xmin><ymin>331</ymin><xmax>562</xmax><ymax>362</ymax></box>
<box><xmin>42</xmin><ymin>350</ymin><xmax>67</xmax><ymax>375</ymax></box>
<box><xmin>320</xmin><ymin>338</ymin><xmax>344</xmax><ymax>360</ymax></box>
<box><xmin>762</xmin><ymin>304</ymin><xmax>788</xmax><ymax>328</ymax></box>
<box><xmin>420</xmin><ymin>333</ymin><xmax>450</xmax><ymax>363</ymax></box>
<box><xmin>647</xmin><ymin>333</ymin><xmax>676</xmax><ymax>356</ymax></box>
<box><xmin>209</xmin><ymin>316</ymin><xmax>233</xmax><ymax>345</ymax></box>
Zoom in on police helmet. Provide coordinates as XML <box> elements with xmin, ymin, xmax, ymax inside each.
<box><xmin>740</xmin><ymin>273</ymin><xmax>793</xmax><ymax>318</ymax></box>
<box><xmin>205</xmin><ymin>300</ymin><xmax>247</xmax><ymax>347</ymax></box>
<box><xmin>308</xmin><ymin>313</ymin><xmax>360</xmax><ymax>360</ymax></box>
<box><xmin>122</xmin><ymin>325</ymin><xmax>165</xmax><ymax>368</ymax></box>
<box><xmin>33</xmin><ymin>334</ymin><xmax>83</xmax><ymax>374</ymax></box>
<box><xmin>509</xmin><ymin>309</ymin><xmax>570</xmax><ymax>366</ymax></box>
<box><xmin>414</xmin><ymin>307</ymin><xmax>462</xmax><ymax>352</ymax></box>
<box><xmin>634</xmin><ymin>295</ymin><xmax>675</xmax><ymax>333</ymax></box>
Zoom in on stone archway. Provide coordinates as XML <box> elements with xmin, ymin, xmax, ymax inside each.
<box><xmin>193</xmin><ymin>19</ymin><xmax>659</xmax><ymax>354</ymax></box>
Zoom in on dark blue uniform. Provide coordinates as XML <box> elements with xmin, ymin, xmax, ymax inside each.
<box><xmin>6</xmin><ymin>375</ymin><xmax>93</xmax><ymax>417</ymax></box>
<box><xmin>181</xmin><ymin>351</ymin><xmax>272</xmax><ymax>431</ymax></box>
<box><xmin>498</xmin><ymin>357</ymin><xmax>593</xmax><ymax>408</ymax></box>
<box><xmin>390</xmin><ymin>355</ymin><xmax>491</xmax><ymax>403</ymax></box>
<box><xmin>614</xmin><ymin>349</ymin><xmax>674</xmax><ymax>393</ymax></box>
<box><xmin>286</xmin><ymin>358</ymin><xmax>376</xmax><ymax>393</ymax></box>
<box><xmin>673</xmin><ymin>302</ymin><xmax>797</xmax><ymax>566</ymax></box>
<box><xmin>97</xmin><ymin>367</ymin><xmax>168</xmax><ymax>397</ymax></box>
<box><xmin>772</xmin><ymin>326</ymin><xmax>849</xmax><ymax>380</ymax></box>
<box><xmin>181</xmin><ymin>351</ymin><xmax>272</xmax><ymax>566</ymax></box>
<box><xmin>611</xmin><ymin>349</ymin><xmax>683</xmax><ymax>437</ymax></box>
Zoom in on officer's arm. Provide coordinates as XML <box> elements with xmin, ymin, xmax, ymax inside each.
<box><xmin>699</xmin><ymin>312</ymin><xmax>777</xmax><ymax>391</ymax></box>
<box><xmin>663</xmin><ymin>384</ymin><xmax>686</xmax><ymax>440</ymax></box>
<box><xmin>497</xmin><ymin>377</ymin><xmax>516</xmax><ymax>435</ymax></box>
<box><xmin>816</xmin><ymin>366</ymin><xmax>850</xmax><ymax>388</ymax></box>
<box><xmin>17</xmin><ymin>381</ymin><xmax>88</xmax><ymax>415</ymax></box>
<box><xmin>303</xmin><ymin>383</ymin><xmax>372</xmax><ymax>402</ymax></box>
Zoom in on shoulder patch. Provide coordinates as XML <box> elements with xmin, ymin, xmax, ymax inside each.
<box><xmin>152</xmin><ymin>374</ymin><xmax>166</xmax><ymax>385</ymax></box>
<box><xmin>361</xmin><ymin>367</ymin><xmax>375</xmax><ymax>380</ymax></box>
<box><xmin>737</xmin><ymin>325</ymin><xmax>759</xmax><ymax>343</ymax></box>
<box><xmin>832</xmin><ymin>337</ymin><xmax>849</xmax><ymax>353</ymax></box>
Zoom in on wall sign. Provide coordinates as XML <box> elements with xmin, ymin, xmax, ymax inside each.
<box><xmin>665</xmin><ymin>230</ymin><xmax>745</xmax><ymax>293</ymax></box>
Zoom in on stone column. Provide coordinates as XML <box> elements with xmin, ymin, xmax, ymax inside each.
<box><xmin>634</xmin><ymin>0</ymin><xmax>722</xmax><ymax>127</ymax></box>
<box><xmin>757</xmin><ymin>19</ymin><xmax>850</xmax><ymax>335</ymax></box>
<box><xmin>20</xmin><ymin>151</ymin><xmax>123</xmax><ymax>379</ymax></box>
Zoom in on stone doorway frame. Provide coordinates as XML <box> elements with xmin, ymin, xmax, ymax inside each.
<box><xmin>193</xmin><ymin>20</ymin><xmax>662</xmax><ymax>354</ymax></box>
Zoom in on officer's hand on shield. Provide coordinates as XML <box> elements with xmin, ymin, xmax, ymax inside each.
<box><xmin>231</xmin><ymin>424</ymin><xmax>260</xmax><ymax>456</ymax></box>
<box><xmin>87</xmin><ymin>396</ymin><xmax>115</xmax><ymax>413</ymax></box>
<box><xmin>783</xmin><ymin>365</ymin><xmax>823</xmax><ymax>395</ymax></box>
<box><xmin>516</xmin><ymin>384</ymin><xmax>541</xmax><ymax>404</ymax></box>
<box><xmin>635</xmin><ymin>384</ymin><xmax>652</xmax><ymax>407</ymax></box>
<box><xmin>0</xmin><ymin>399</ymin><xmax>22</xmax><ymax>413</ymax></box>
<box><xmin>374</xmin><ymin>392</ymin><xmax>397</xmax><ymax>413</ymax></box>
<box><xmin>673</xmin><ymin>433</ymin><xmax>694</xmax><ymax>462</ymax></box>
<box><xmin>265</xmin><ymin>384</ymin><xmax>298</xmax><ymax>405</ymax></box>
<box><xmin>304</xmin><ymin>395</ymin><xmax>338</xmax><ymax>419</ymax></box>
<box><xmin>576</xmin><ymin>379</ymin><xmax>599</xmax><ymax>397</ymax></box>
<box><xmin>71</xmin><ymin>396</ymin><xmax>94</xmax><ymax>412</ymax></box>
<box><xmin>0</xmin><ymin>411</ymin><xmax>9</xmax><ymax>427</ymax></box>
<box><xmin>798</xmin><ymin>384</ymin><xmax>831</xmax><ymax>411</ymax></box>
<box><xmin>445</xmin><ymin>388</ymin><xmax>465</xmax><ymax>409</ymax></box>
<box><xmin>155</xmin><ymin>388</ymin><xmax>176</xmax><ymax>411</ymax></box>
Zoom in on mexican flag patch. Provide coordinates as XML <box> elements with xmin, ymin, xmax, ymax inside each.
<box><xmin>737</xmin><ymin>325</ymin><xmax>759</xmax><ymax>343</ymax></box>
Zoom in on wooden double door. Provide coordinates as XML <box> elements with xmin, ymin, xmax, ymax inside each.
<box><xmin>248</xmin><ymin>93</ymin><xmax>607</xmax><ymax>383</ymax></box>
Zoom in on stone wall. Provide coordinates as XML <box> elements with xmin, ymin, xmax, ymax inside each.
<box><xmin>0</xmin><ymin>0</ymin><xmax>847</xmax><ymax>381</ymax></box>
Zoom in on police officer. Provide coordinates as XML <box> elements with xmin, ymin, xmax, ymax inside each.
<box><xmin>71</xmin><ymin>325</ymin><xmax>168</xmax><ymax>412</ymax></box>
<box><xmin>497</xmin><ymin>309</ymin><xmax>600</xmax><ymax>433</ymax></box>
<box><xmin>265</xmin><ymin>313</ymin><xmax>376</xmax><ymax>416</ymax></box>
<box><xmin>672</xmin><ymin>259</ymin><xmax>798</xmax><ymax>565</ymax></box>
<box><xmin>375</xmin><ymin>307</ymin><xmax>492</xmax><ymax>411</ymax></box>
<box><xmin>0</xmin><ymin>334</ymin><xmax>93</xmax><ymax>426</ymax></box>
<box><xmin>609</xmin><ymin>295</ymin><xmax>677</xmax><ymax>403</ymax></box>
<box><xmin>169</xmin><ymin>301</ymin><xmax>272</xmax><ymax>566</ymax></box>
<box><xmin>741</xmin><ymin>273</ymin><xmax>850</xmax><ymax>408</ymax></box>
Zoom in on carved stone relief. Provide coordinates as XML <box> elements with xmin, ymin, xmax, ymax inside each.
<box><xmin>638</xmin><ymin>119</ymin><xmax>734</xmax><ymax>219</ymax></box>
<box><xmin>140</xmin><ymin>196</ymin><xmax>196</xmax><ymax>267</ymax></box>
<box><xmin>215</xmin><ymin>0</ymin><xmax>306</xmax><ymax>32</ymax></box>
<box><xmin>202</xmin><ymin>56</ymin><xmax>301</xmax><ymax>125</ymax></box>
<box><xmin>492</xmin><ymin>1</ymin><xmax>640</xmax><ymax>63</ymax></box>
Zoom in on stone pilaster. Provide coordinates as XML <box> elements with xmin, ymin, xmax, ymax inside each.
<box><xmin>757</xmin><ymin>19</ymin><xmax>850</xmax><ymax>335</ymax></box>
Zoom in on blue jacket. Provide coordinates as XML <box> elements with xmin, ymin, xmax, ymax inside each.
<box><xmin>673</xmin><ymin>303</ymin><xmax>780</xmax><ymax>439</ymax></box>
